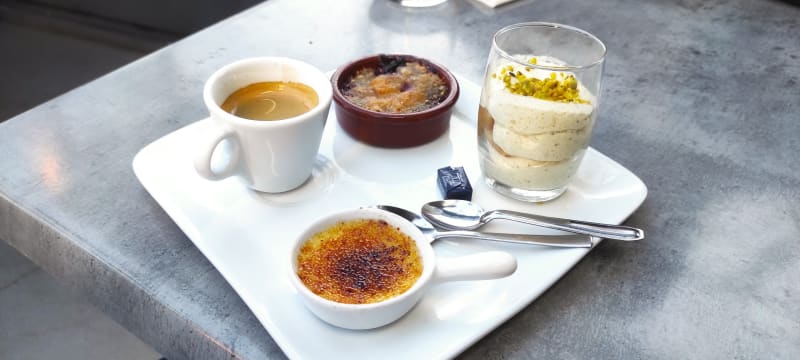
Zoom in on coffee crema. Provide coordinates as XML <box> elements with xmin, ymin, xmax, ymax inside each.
<box><xmin>221</xmin><ymin>81</ymin><xmax>318</xmax><ymax>121</ymax></box>
<box><xmin>296</xmin><ymin>219</ymin><xmax>423</xmax><ymax>304</ymax></box>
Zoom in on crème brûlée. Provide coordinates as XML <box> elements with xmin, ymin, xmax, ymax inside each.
<box><xmin>479</xmin><ymin>55</ymin><xmax>597</xmax><ymax>190</ymax></box>
<box><xmin>296</xmin><ymin>219</ymin><xmax>423</xmax><ymax>305</ymax></box>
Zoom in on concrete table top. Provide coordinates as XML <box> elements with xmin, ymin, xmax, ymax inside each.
<box><xmin>1</xmin><ymin>0</ymin><xmax>798</xmax><ymax>358</ymax></box>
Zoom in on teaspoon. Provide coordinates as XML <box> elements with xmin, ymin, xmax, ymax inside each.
<box><xmin>421</xmin><ymin>200</ymin><xmax>644</xmax><ymax>241</ymax></box>
<box><xmin>375</xmin><ymin>205</ymin><xmax>592</xmax><ymax>248</ymax></box>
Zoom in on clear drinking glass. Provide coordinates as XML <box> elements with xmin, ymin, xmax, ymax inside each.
<box><xmin>478</xmin><ymin>22</ymin><xmax>606</xmax><ymax>202</ymax></box>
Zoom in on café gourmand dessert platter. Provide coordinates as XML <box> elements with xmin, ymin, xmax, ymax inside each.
<box><xmin>133</xmin><ymin>60</ymin><xmax>646</xmax><ymax>357</ymax></box>
<box><xmin>133</xmin><ymin>36</ymin><xmax>647</xmax><ymax>359</ymax></box>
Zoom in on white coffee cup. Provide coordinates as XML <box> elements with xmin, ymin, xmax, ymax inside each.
<box><xmin>194</xmin><ymin>57</ymin><xmax>333</xmax><ymax>193</ymax></box>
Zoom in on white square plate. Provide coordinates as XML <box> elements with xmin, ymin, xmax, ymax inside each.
<box><xmin>133</xmin><ymin>75</ymin><xmax>647</xmax><ymax>359</ymax></box>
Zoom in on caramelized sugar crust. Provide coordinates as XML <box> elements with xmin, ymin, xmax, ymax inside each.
<box><xmin>297</xmin><ymin>219</ymin><xmax>423</xmax><ymax>304</ymax></box>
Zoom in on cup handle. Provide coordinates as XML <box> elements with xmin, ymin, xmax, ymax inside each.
<box><xmin>432</xmin><ymin>251</ymin><xmax>517</xmax><ymax>284</ymax></box>
<box><xmin>193</xmin><ymin>124</ymin><xmax>240</xmax><ymax>181</ymax></box>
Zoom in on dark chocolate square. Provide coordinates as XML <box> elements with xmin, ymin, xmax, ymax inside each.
<box><xmin>437</xmin><ymin>166</ymin><xmax>473</xmax><ymax>201</ymax></box>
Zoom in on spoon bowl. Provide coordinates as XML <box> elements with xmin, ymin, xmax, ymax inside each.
<box><xmin>421</xmin><ymin>200</ymin><xmax>486</xmax><ymax>230</ymax></box>
<box><xmin>421</xmin><ymin>200</ymin><xmax>644</xmax><ymax>241</ymax></box>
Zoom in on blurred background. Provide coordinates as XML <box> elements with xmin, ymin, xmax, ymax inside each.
<box><xmin>0</xmin><ymin>0</ymin><xmax>259</xmax><ymax>358</ymax></box>
<box><xmin>0</xmin><ymin>0</ymin><xmax>261</xmax><ymax>120</ymax></box>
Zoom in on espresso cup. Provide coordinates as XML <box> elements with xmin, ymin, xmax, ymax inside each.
<box><xmin>194</xmin><ymin>57</ymin><xmax>333</xmax><ymax>193</ymax></box>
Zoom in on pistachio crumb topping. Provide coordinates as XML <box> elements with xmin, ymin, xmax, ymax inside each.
<box><xmin>498</xmin><ymin>57</ymin><xmax>589</xmax><ymax>103</ymax></box>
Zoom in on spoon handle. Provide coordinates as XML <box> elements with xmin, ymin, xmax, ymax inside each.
<box><xmin>485</xmin><ymin>210</ymin><xmax>644</xmax><ymax>241</ymax></box>
<box><xmin>434</xmin><ymin>231</ymin><xmax>593</xmax><ymax>248</ymax></box>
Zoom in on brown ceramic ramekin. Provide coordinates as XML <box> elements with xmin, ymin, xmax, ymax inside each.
<box><xmin>331</xmin><ymin>54</ymin><xmax>460</xmax><ymax>148</ymax></box>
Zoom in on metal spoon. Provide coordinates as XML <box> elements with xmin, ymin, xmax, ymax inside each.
<box><xmin>421</xmin><ymin>200</ymin><xmax>644</xmax><ymax>241</ymax></box>
<box><xmin>375</xmin><ymin>205</ymin><xmax>592</xmax><ymax>248</ymax></box>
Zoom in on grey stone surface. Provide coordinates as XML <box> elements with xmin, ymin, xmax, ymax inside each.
<box><xmin>0</xmin><ymin>15</ymin><xmax>165</xmax><ymax>359</ymax></box>
<box><xmin>0</xmin><ymin>0</ymin><xmax>798</xmax><ymax>359</ymax></box>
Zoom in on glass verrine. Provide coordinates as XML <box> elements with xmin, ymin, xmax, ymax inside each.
<box><xmin>478</xmin><ymin>22</ymin><xmax>606</xmax><ymax>202</ymax></box>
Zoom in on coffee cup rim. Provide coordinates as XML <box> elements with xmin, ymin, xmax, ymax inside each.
<box><xmin>204</xmin><ymin>57</ymin><xmax>333</xmax><ymax>128</ymax></box>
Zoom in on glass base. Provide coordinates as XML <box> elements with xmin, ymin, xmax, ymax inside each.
<box><xmin>484</xmin><ymin>177</ymin><xmax>567</xmax><ymax>203</ymax></box>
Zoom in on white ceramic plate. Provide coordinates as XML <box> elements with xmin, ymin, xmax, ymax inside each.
<box><xmin>133</xmin><ymin>75</ymin><xmax>647</xmax><ymax>359</ymax></box>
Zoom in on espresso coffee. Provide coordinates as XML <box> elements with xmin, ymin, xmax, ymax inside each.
<box><xmin>221</xmin><ymin>81</ymin><xmax>319</xmax><ymax>121</ymax></box>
